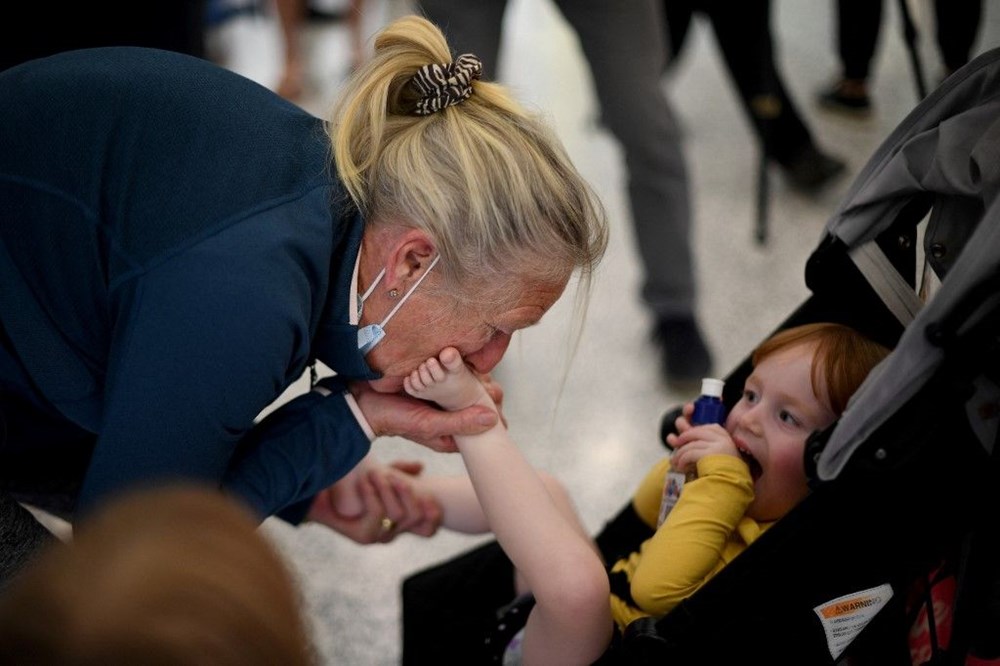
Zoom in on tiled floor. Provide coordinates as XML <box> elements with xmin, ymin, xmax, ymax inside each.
<box><xmin>209</xmin><ymin>2</ymin><xmax>1000</xmax><ymax>663</ymax></box>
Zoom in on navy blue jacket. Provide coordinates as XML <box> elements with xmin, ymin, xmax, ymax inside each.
<box><xmin>0</xmin><ymin>47</ymin><xmax>380</xmax><ymax>522</ymax></box>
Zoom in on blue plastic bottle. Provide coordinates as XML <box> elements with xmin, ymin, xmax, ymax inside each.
<box><xmin>691</xmin><ymin>378</ymin><xmax>727</xmax><ymax>425</ymax></box>
<box><xmin>658</xmin><ymin>378</ymin><xmax>727</xmax><ymax>526</ymax></box>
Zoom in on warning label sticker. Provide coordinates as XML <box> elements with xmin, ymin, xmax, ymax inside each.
<box><xmin>814</xmin><ymin>583</ymin><xmax>894</xmax><ymax>660</ymax></box>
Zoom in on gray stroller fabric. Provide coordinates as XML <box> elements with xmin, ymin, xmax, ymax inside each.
<box><xmin>817</xmin><ymin>47</ymin><xmax>1000</xmax><ymax>480</ymax></box>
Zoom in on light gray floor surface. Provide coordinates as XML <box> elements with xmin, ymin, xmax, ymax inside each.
<box><xmin>59</xmin><ymin>2</ymin><xmax>1000</xmax><ymax>664</ymax></box>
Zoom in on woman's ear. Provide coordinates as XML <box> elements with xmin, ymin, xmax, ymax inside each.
<box><xmin>386</xmin><ymin>229</ymin><xmax>437</xmax><ymax>288</ymax></box>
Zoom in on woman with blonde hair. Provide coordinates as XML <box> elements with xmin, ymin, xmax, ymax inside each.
<box><xmin>0</xmin><ymin>15</ymin><xmax>607</xmax><ymax>582</ymax></box>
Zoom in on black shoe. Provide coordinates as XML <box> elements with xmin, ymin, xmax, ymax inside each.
<box><xmin>780</xmin><ymin>145</ymin><xmax>846</xmax><ymax>193</ymax></box>
<box><xmin>652</xmin><ymin>317</ymin><xmax>713</xmax><ymax>391</ymax></box>
<box><xmin>817</xmin><ymin>80</ymin><xmax>872</xmax><ymax>117</ymax></box>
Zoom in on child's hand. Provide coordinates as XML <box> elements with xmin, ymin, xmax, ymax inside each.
<box><xmin>328</xmin><ymin>468</ymin><xmax>365</xmax><ymax>518</ymax></box>
<box><xmin>665</xmin><ymin>402</ymin><xmax>696</xmax><ymax>448</ymax></box>
<box><xmin>667</xmin><ymin>423</ymin><xmax>739</xmax><ymax>475</ymax></box>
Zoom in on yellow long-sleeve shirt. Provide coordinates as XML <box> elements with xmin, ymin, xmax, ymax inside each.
<box><xmin>609</xmin><ymin>454</ymin><xmax>770</xmax><ymax>631</ymax></box>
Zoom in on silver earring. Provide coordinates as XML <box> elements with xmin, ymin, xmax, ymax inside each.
<box><xmin>388</xmin><ymin>288</ymin><xmax>399</xmax><ymax>299</ymax></box>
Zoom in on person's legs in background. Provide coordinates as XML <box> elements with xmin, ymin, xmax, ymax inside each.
<box><xmin>421</xmin><ymin>0</ymin><xmax>712</xmax><ymax>387</ymax></box>
<box><xmin>693</xmin><ymin>0</ymin><xmax>845</xmax><ymax>191</ymax></box>
<box><xmin>662</xmin><ymin>0</ymin><xmax>697</xmax><ymax>64</ymax></box>
<box><xmin>418</xmin><ymin>0</ymin><xmax>507</xmax><ymax>79</ymax></box>
<box><xmin>557</xmin><ymin>0</ymin><xmax>712</xmax><ymax>387</ymax></box>
<box><xmin>935</xmin><ymin>0</ymin><xmax>983</xmax><ymax>80</ymax></box>
<box><xmin>817</xmin><ymin>0</ymin><xmax>881</xmax><ymax>116</ymax></box>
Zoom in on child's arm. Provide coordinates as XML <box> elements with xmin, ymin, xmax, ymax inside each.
<box><xmin>405</xmin><ymin>349</ymin><xmax>611</xmax><ymax>664</ymax></box>
<box><xmin>630</xmin><ymin>425</ymin><xmax>753</xmax><ymax>615</ymax></box>
<box><xmin>455</xmin><ymin>406</ymin><xmax>611</xmax><ymax>664</ymax></box>
<box><xmin>401</xmin><ymin>473</ymin><xmax>490</xmax><ymax>533</ymax></box>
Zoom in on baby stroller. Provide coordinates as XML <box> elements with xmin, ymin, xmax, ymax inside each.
<box><xmin>402</xmin><ymin>47</ymin><xmax>1000</xmax><ymax>665</ymax></box>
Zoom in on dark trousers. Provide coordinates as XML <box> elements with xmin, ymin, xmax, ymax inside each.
<box><xmin>420</xmin><ymin>0</ymin><xmax>697</xmax><ymax>320</ymax></box>
<box><xmin>662</xmin><ymin>0</ymin><xmax>817</xmax><ymax>168</ymax></box>
<box><xmin>836</xmin><ymin>0</ymin><xmax>983</xmax><ymax>81</ymax></box>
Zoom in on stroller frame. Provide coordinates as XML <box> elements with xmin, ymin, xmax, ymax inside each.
<box><xmin>626</xmin><ymin>45</ymin><xmax>1000</xmax><ymax>665</ymax></box>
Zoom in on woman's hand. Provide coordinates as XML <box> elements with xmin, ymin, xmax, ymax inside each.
<box><xmin>349</xmin><ymin>380</ymin><xmax>499</xmax><ymax>452</ymax></box>
<box><xmin>306</xmin><ymin>459</ymin><xmax>443</xmax><ymax>543</ymax></box>
<box><xmin>370</xmin><ymin>460</ymin><xmax>443</xmax><ymax>537</ymax></box>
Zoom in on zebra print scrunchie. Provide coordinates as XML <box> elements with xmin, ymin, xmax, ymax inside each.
<box><xmin>408</xmin><ymin>53</ymin><xmax>483</xmax><ymax>116</ymax></box>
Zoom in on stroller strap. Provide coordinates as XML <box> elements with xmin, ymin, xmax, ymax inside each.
<box><xmin>849</xmin><ymin>242</ymin><xmax>923</xmax><ymax>327</ymax></box>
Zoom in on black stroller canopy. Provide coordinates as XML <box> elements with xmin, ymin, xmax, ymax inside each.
<box><xmin>817</xmin><ymin>46</ymin><xmax>1000</xmax><ymax>480</ymax></box>
<box><xmin>606</xmin><ymin>47</ymin><xmax>1000</xmax><ymax>665</ymax></box>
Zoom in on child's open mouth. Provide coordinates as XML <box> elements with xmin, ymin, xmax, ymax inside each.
<box><xmin>736</xmin><ymin>444</ymin><xmax>763</xmax><ymax>481</ymax></box>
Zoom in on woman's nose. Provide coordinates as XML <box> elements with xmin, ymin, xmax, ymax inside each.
<box><xmin>464</xmin><ymin>331</ymin><xmax>511</xmax><ymax>374</ymax></box>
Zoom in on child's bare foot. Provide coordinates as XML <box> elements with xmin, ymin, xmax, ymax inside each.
<box><xmin>404</xmin><ymin>347</ymin><xmax>487</xmax><ymax>411</ymax></box>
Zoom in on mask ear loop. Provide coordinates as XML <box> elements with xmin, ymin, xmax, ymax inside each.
<box><xmin>375</xmin><ymin>255</ymin><xmax>440</xmax><ymax>329</ymax></box>
<box><xmin>357</xmin><ymin>255</ymin><xmax>441</xmax><ymax>355</ymax></box>
<box><xmin>357</xmin><ymin>268</ymin><xmax>386</xmax><ymax>319</ymax></box>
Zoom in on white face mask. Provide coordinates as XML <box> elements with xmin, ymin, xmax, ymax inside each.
<box><xmin>357</xmin><ymin>254</ymin><xmax>441</xmax><ymax>356</ymax></box>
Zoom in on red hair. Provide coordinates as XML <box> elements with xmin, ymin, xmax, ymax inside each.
<box><xmin>752</xmin><ymin>323</ymin><xmax>890</xmax><ymax>416</ymax></box>
<box><xmin>0</xmin><ymin>485</ymin><xmax>314</xmax><ymax>665</ymax></box>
